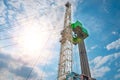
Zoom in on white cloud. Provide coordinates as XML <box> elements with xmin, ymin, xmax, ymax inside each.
<box><xmin>106</xmin><ymin>38</ymin><xmax>120</xmax><ymax>50</ymax></box>
<box><xmin>0</xmin><ymin>69</ymin><xmax>34</xmax><ymax>80</ymax></box>
<box><xmin>112</xmin><ymin>31</ymin><xmax>117</xmax><ymax>35</ymax></box>
<box><xmin>0</xmin><ymin>51</ymin><xmax>48</xmax><ymax>80</ymax></box>
<box><xmin>91</xmin><ymin>52</ymin><xmax>120</xmax><ymax>68</ymax></box>
<box><xmin>0</xmin><ymin>17</ymin><xmax>6</xmax><ymax>25</ymax></box>
<box><xmin>117</xmin><ymin>69</ymin><xmax>120</xmax><ymax>72</ymax></box>
<box><xmin>0</xmin><ymin>0</ymin><xmax>79</xmax><ymax>80</ymax></box>
<box><xmin>0</xmin><ymin>0</ymin><xmax>78</xmax><ymax>63</ymax></box>
<box><xmin>91</xmin><ymin>45</ymin><xmax>98</xmax><ymax>50</ymax></box>
<box><xmin>91</xmin><ymin>66</ymin><xmax>110</xmax><ymax>78</ymax></box>
<box><xmin>114</xmin><ymin>74</ymin><xmax>120</xmax><ymax>79</ymax></box>
<box><xmin>90</xmin><ymin>52</ymin><xmax>120</xmax><ymax>78</ymax></box>
<box><xmin>102</xmin><ymin>0</ymin><xmax>109</xmax><ymax>13</ymax></box>
<box><xmin>115</xmin><ymin>61</ymin><xmax>120</xmax><ymax>68</ymax></box>
<box><xmin>86</xmin><ymin>45</ymin><xmax>98</xmax><ymax>52</ymax></box>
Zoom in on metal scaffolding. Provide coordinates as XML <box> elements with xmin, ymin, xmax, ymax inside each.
<box><xmin>58</xmin><ymin>2</ymin><xmax>73</xmax><ymax>80</ymax></box>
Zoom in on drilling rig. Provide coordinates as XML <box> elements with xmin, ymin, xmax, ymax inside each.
<box><xmin>58</xmin><ymin>2</ymin><xmax>96</xmax><ymax>80</ymax></box>
<box><xmin>58</xmin><ymin>2</ymin><xmax>73</xmax><ymax>80</ymax></box>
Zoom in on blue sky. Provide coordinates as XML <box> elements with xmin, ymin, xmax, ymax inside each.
<box><xmin>0</xmin><ymin>0</ymin><xmax>120</xmax><ymax>80</ymax></box>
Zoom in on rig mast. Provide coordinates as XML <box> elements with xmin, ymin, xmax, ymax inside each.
<box><xmin>58</xmin><ymin>2</ymin><xmax>73</xmax><ymax>80</ymax></box>
<box><xmin>58</xmin><ymin>2</ymin><xmax>96</xmax><ymax>80</ymax></box>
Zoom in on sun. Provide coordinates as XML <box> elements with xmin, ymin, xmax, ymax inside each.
<box><xmin>19</xmin><ymin>27</ymin><xmax>41</xmax><ymax>51</ymax></box>
<box><xmin>15</xmin><ymin>20</ymin><xmax>49</xmax><ymax>54</ymax></box>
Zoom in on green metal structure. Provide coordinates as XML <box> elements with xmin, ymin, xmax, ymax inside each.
<box><xmin>71</xmin><ymin>21</ymin><xmax>88</xmax><ymax>36</ymax></box>
<box><xmin>71</xmin><ymin>21</ymin><xmax>89</xmax><ymax>45</ymax></box>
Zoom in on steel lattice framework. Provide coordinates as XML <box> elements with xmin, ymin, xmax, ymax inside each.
<box><xmin>58</xmin><ymin>2</ymin><xmax>73</xmax><ymax>80</ymax></box>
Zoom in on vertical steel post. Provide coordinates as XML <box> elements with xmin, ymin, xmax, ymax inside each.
<box><xmin>78</xmin><ymin>41</ymin><xmax>91</xmax><ymax>79</ymax></box>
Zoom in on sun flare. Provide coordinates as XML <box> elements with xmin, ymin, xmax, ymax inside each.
<box><xmin>15</xmin><ymin>20</ymin><xmax>49</xmax><ymax>54</ymax></box>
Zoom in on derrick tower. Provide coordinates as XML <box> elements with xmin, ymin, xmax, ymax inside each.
<box><xmin>58</xmin><ymin>2</ymin><xmax>96</xmax><ymax>80</ymax></box>
<box><xmin>58</xmin><ymin>2</ymin><xmax>73</xmax><ymax>80</ymax></box>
